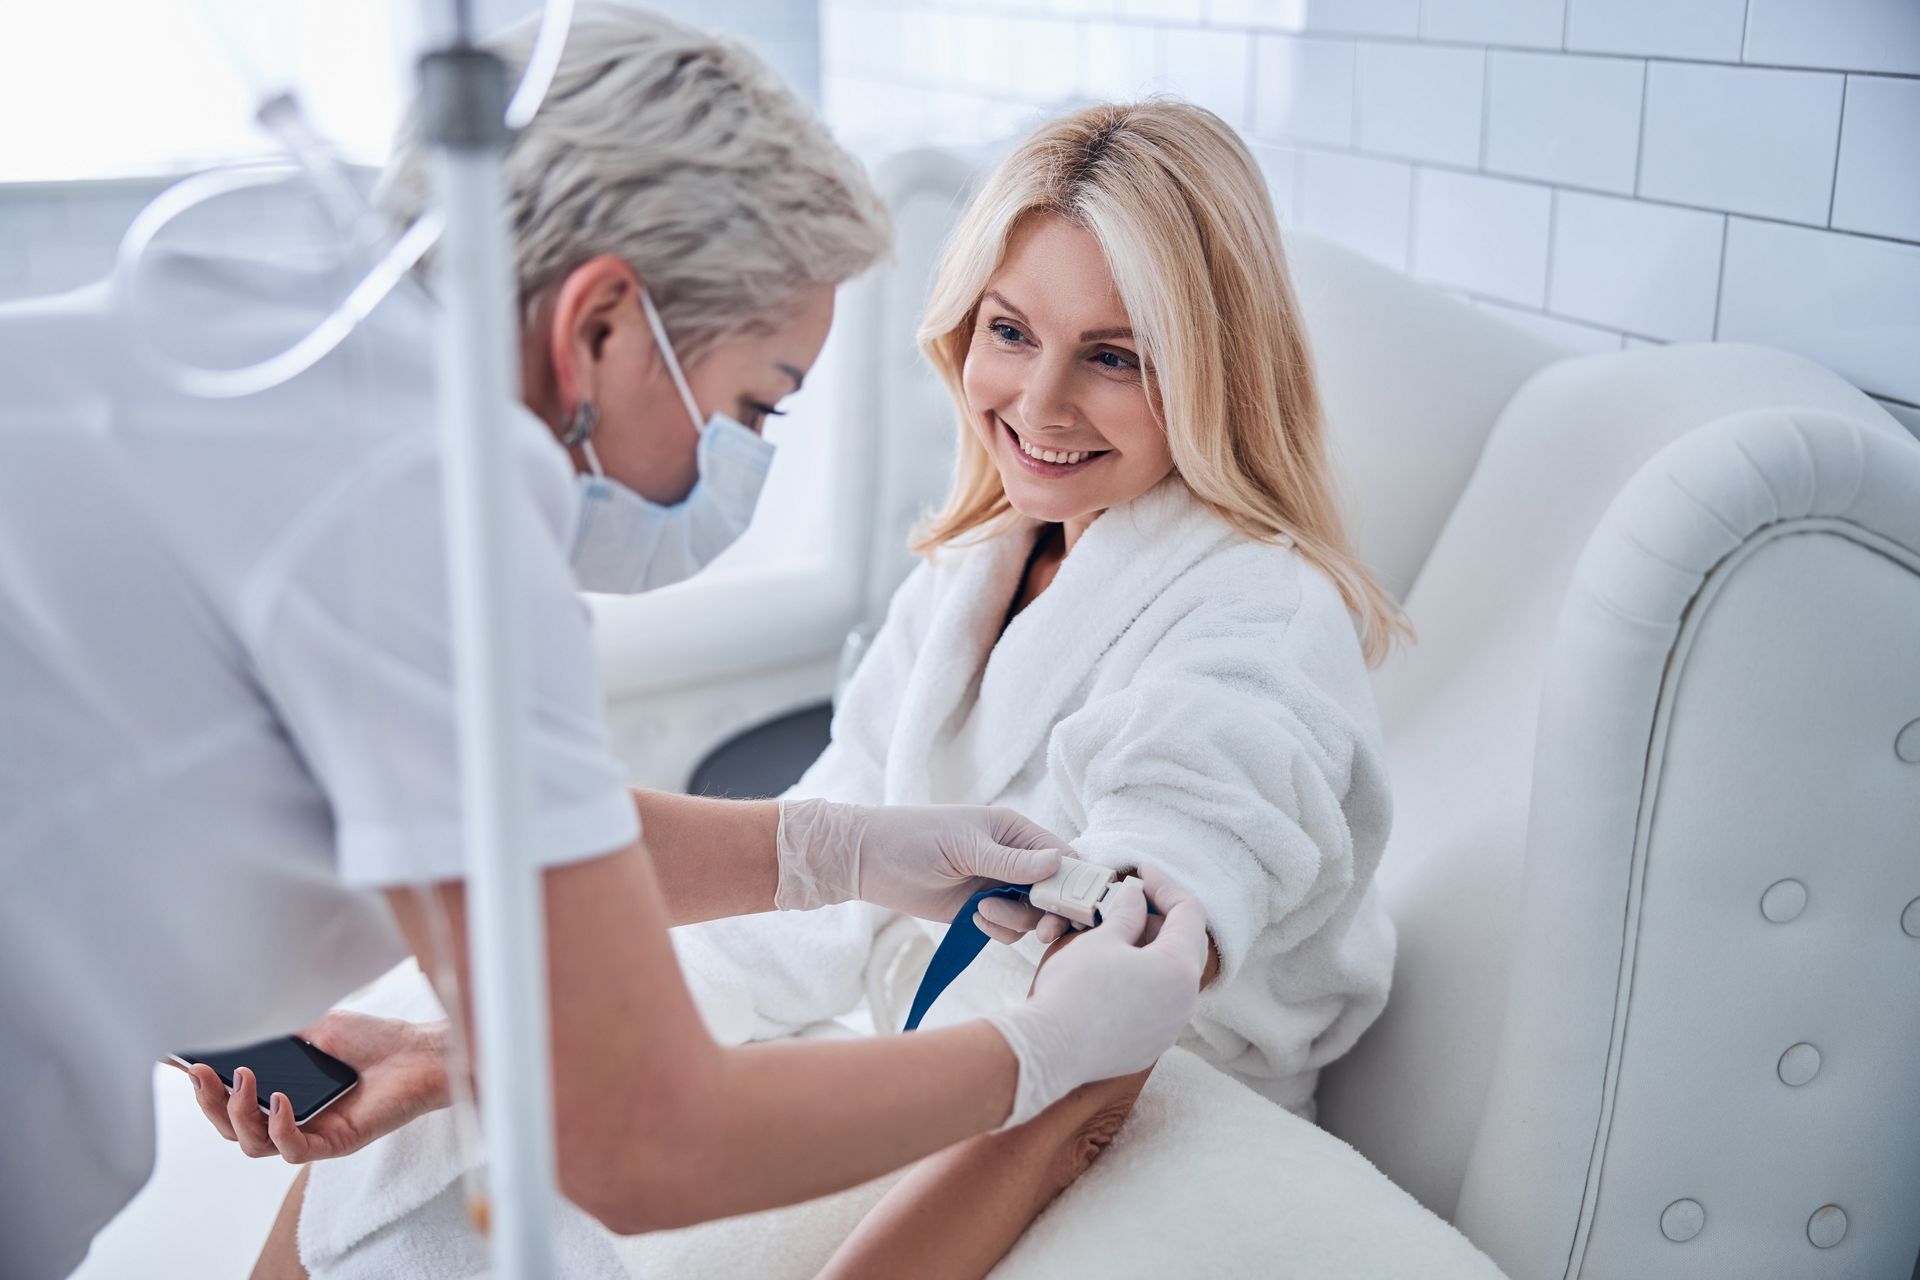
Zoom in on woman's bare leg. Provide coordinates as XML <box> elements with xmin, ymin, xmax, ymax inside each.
<box><xmin>250</xmin><ymin>1166</ymin><xmax>311</xmax><ymax>1280</ymax></box>
<box><xmin>815</xmin><ymin>931</ymin><xmax>1156</xmax><ymax>1280</ymax></box>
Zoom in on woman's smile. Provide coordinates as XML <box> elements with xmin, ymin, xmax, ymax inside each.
<box><xmin>998</xmin><ymin>415</ymin><xmax>1112</xmax><ymax>478</ymax></box>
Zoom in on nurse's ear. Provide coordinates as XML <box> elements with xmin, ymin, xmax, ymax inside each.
<box><xmin>544</xmin><ymin>255</ymin><xmax>656</xmax><ymax>414</ymax></box>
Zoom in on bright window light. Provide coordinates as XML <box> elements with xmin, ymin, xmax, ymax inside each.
<box><xmin>0</xmin><ymin>0</ymin><xmax>409</xmax><ymax>182</ymax></box>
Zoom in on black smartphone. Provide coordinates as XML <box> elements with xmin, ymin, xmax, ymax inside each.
<box><xmin>170</xmin><ymin>1035</ymin><xmax>359</xmax><ymax>1126</ymax></box>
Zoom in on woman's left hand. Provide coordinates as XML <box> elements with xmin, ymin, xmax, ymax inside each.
<box><xmin>775</xmin><ymin>799</ymin><xmax>1072</xmax><ymax>938</ymax></box>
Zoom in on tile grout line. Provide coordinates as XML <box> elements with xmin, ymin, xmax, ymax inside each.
<box><xmin>1478</xmin><ymin>47</ymin><xmax>1493</xmax><ymax>169</ymax></box>
<box><xmin>1711</xmin><ymin>214</ymin><xmax>1732</xmax><ymax>340</ymax></box>
<box><xmin>1826</xmin><ymin>76</ymin><xmax>1850</xmax><ymax>228</ymax></box>
<box><xmin>1543</xmin><ymin>186</ymin><xmax>1559</xmax><ymax>312</ymax></box>
<box><xmin>1632</xmin><ymin>58</ymin><xmax>1651</xmax><ymax>198</ymax></box>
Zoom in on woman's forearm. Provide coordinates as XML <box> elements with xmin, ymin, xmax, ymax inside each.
<box><xmin>816</xmin><ymin>1069</ymin><xmax>1150</xmax><ymax>1279</ymax></box>
<box><xmin>628</xmin><ymin>788</ymin><xmax>781</xmax><ymax>926</ymax></box>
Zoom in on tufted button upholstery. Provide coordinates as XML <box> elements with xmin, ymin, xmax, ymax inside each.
<box><xmin>1760</xmin><ymin>878</ymin><xmax>1808</xmax><ymax>924</ymax></box>
<box><xmin>1902</xmin><ymin>897</ymin><xmax>1920</xmax><ymax>940</ymax></box>
<box><xmin>1778</xmin><ymin>1043</ymin><xmax>1821</xmax><ymax>1086</ymax></box>
<box><xmin>1807</xmin><ymin>1205</ymin><xmax>1848</xmax><ymax>1248</ymax></box>
<box><xmin>1895</xmin><ymin>718</ymin><xmax>1920</xmax><ymax>763</ymax></box>
<box><xmin>1659</xmin><ymin>1199</ymin><xmax>1705</xmax><ymax>1243</ymax></box>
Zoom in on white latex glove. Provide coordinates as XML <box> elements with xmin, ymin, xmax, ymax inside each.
<box><xmin>981</xmin><ymin>864</ymin><xmax>1209</xmax><ymax>1129</ymax></box>
<box><xmin>774</xmin><ymin>797</ymin><xmax>1070</xmax><ymax>932</ymax></box>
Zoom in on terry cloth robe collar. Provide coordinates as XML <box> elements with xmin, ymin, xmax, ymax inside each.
<box><xmin>883</xmin><ymin>476</ymin><xmax>1239</xmax><ymax>807</ymax></box>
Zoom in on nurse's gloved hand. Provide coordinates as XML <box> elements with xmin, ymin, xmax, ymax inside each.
<box><xmin>774</xmin><ymin>798</ymin><xmax>1070</xmax><ymax>935</ymax></box>
<box><xmin>981</xmin><ymin>866</ymin><xmax>1209</xmax><ymax>1129</ymax></box>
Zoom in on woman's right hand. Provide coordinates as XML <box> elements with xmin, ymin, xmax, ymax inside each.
<box><xmin>980</xmin><ymin>864</ymin><xmax>1209</xmax><ymax>1129</ymax></box>
<box><xmin>177</xmin><ymin>1011</ymin><xmax>452</xmax><ymax>1164</ymax></box>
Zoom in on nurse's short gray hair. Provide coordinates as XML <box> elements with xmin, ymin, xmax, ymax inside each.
<box><xmin>378</xmin><ymin>2</ymin><xmax>891</xmax><ymax>364</ymax></box>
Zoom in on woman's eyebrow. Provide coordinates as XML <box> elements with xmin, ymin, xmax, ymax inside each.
<box><xmin>775</xmin><ymin>362</ymin><xmax>805</xmax><ymax>392</ymax></box>
<box><xmin>985</xmin><ymin>291</ymin><xmax>1132</xmax><ymax>343</ymax></box>
<box><xmin>983</xmin><ymin>290</ymin><xmax>1030</xmax><ymax>323</ymax></box>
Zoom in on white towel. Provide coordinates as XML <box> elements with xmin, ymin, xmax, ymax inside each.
<box><xmin>611</xmin><ymin>1044</ymin><xmax>1504</xmax><ymax>1280</ymax></box>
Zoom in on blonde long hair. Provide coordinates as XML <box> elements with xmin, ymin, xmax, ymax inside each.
<box><xmin>913</xmin><ymin>100</ymin><xmax>1410</xmax><ymax>666</ymax></box>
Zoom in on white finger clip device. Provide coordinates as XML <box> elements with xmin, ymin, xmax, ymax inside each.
<box><xmin>1026</xmin><ymin>856</ymin><xmax>1144</xmax><ymax>930</ymax></box>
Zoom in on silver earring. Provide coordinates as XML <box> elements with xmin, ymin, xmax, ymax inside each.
<box><xmin>562</xmin><ymin>400</ymin><xmax>599</xmax><ymax>447</ymax></box>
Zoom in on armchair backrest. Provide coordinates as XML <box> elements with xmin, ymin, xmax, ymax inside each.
<box><xmin>1454</xmin><ymin>404</ymin><xmax>1920</xmax><ymax>1278</ymax></box>
<box><xmin>1314</xmin><ymin>340</ymin><xmax>1909</xmax><ymax>1243</ymax></box>
<box><xmin>1283</xmin><ymin>233</ymin><xmax>1561</xmax><ymax>603</ymax></box>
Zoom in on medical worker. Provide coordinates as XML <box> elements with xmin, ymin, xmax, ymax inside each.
<box><xmin>0</xmin><ymin>7</ymin><xmax>1207</xmax><ymax>1276</ymax></box>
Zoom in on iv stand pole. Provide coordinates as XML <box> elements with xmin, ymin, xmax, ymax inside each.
<box><xmin>421</xmin><ymin>32</ymin><xmax>558</xmax><ymax>1280</ymax></box>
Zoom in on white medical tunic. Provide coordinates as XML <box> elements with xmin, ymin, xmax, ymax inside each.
<box><xmin>0</xmin><ymin>253</ymin><xmax>639</xmax><ymax>1278</ymax></box>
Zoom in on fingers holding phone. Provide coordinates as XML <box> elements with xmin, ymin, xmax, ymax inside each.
<box><xmin>171</xmin><ymin>1013</ymin><xmax>452</xmax><ymax>1165</ymax></box>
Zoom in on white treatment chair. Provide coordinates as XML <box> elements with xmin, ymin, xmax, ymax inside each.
<box><xmin>1293</xmin><ymin>241</ymin><xmax>1920</xmax><ymax>1279</ymax></box>
<box><xmin>805</xmin><ymin>148</ymin><xmax>1920</xmax><ymax>1279</ymax></box>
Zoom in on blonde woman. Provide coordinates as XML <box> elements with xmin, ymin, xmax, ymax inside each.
<box><xmin>632</xmin><ymin>101</ymin><xmax>1498</xmax><ymax>1277</ymax></box>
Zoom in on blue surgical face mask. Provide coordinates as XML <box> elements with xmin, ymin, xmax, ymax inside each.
<box><xmin>569</xmin><ymin>287</ymin><xmax>776</xmax><ymax>594</ymax></box>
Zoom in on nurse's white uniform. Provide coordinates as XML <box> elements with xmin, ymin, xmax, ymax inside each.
<box><xmin>0</xmin><ymin>252</ymin><xmax>638</xmax><ymax>1279</ymax></box>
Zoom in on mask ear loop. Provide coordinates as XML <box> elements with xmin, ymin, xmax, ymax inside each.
<box><xmin>638</xmin><ymin>286</ymin><xmax>707</xmax><ymax>435</ymax></box>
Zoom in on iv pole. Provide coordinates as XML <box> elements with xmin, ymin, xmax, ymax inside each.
<box><xmin>420</xmin><ymin>20</ymin><xmax>557</xmax><ymax>1280</ymax></box>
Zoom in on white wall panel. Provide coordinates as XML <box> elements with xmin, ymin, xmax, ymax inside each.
<box><xmin>1412</xmin><ymin>168</ymin><xmax>1552</xmax><ymax>305</ymax></box>
<box><xmin>1484</xmin><ymin>51</ymin><xmax>1643</xmax><ymax>194</ymax></box>
<box><xmin>1297</xmin><ymin>149</ymin><xmax>1413</xmax><ymax>269</ymax></box>
<box><xmin>1420</xmin><ymin>0</ymin><xmax>1565</xmax><ymax>51</ymax></box>
<box><xmin>1564</xmin><ymin>0</ymin><xmax>1746</xmax><ymax>61</ymax></box>
<box><xmin>1548</xmin><ymin>190</ymin><xmax>1723</xmax><ymax>340</ymax></box>
<box><xmin>1744</xmin><ymin>0</ymin><xmax>1920</xmax><ymax>76</ymax></box>
<box><xmin>1163</xmin><ymin>27</ymin><xmax>1254</xmax><ymax>126</ymax></box>
<box><xmin>1718</xmin><ymin>217</ymin><xmax>1920</xmax><ymax>403</ymax></box>
<box><xmin>1253</xmin><ymin>34</ymin><xmax>1355</xmax><ymax>146</ymax></box>
<box><xmin>1251</xmin><ymin>141</ymin><xmax>1302</xmax><ymax>223</ymax></box>
<box><xmin>1356</xmin><ymin>42</ymin><xmax>1484</xmax><ymax>166</ymax></box>
<box><xmin>1301</xmin><ymin>0</ymin><xmax>1420</xmax><ymax>38</ymax></box>
<box><xmin>1830</xmin><ymin>76</ymin><xmax>1920</xmax><ymax>243</ymax></box>
<box><xmin>1638</xmin><ymin>62</ymin><xmax>1844</xmax><ymax>226</ymax></box>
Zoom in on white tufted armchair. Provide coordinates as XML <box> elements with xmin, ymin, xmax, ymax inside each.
<box><xmin>1293</xmin><ymin>239</ymin><xmax>1920</xmax><ymax>1279</ymax></box>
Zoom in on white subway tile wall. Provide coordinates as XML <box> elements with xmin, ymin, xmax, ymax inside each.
<box><xmin>3</xmin><ymin>2</ymin><xmax>1915</xmax><ymax>430</ymax></box>
<box><xmin>816</xmin><ymin>0</ymin><xmax>1920</xmax><ymax>428</ymax></box>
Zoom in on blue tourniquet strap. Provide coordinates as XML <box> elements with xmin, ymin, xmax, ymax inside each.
<box><xmin>902</xmin><ymin>884</ymin><xmax>1031</xmax><ymax>1032</ymax></box>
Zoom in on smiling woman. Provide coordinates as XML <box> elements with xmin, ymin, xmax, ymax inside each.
<box><xmin>961</xmin><ymin>217</ymin><xmax>1175</xmax><ymax>532</ymax></box>
<box><xmin>913</xmin><ymin>100</ymin><xmax>1407</xmax><ymax>664</ymax></box>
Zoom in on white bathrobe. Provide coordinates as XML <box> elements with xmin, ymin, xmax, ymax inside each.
<box><xmin>672</xmin><ymin>474</ymin><xmax>1397</xmax><ymax>1115</ymax></box>
<box><xmin>298</xmin><ymin>478</ymin><xmax>1501</xmax><ymax>1280</ymax></box>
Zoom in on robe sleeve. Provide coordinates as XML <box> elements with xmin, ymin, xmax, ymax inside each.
<box><xmin>1043</xmin><ymin>568</ymin><xmax>1369</xmax><ymax>993</ymax></box>
<box><xmin>668</xmin><ymin>563</ymin><xmax>939</xmax><ymax>1041</ymax></box>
